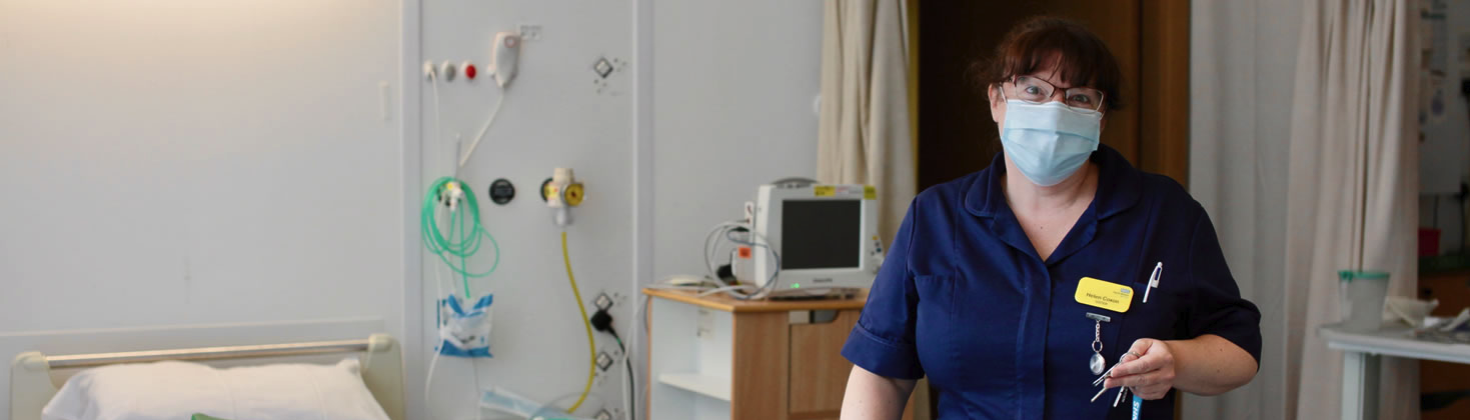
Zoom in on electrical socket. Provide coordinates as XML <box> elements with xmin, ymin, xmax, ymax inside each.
<box><xmin>594</xmin><ymin>292</ymin><xmax>613</xmax><ymax>311</ymax></box>
<box><xmin>518</xmin><ymin>24</ymin><xmax>542</xmax><ymax>41</ymax></box>
<box><xmin>593</xmin><ymin>409</ymin><xmax>613</xmax><ymax>420</ymax></box>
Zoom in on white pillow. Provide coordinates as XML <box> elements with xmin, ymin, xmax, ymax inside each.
<box><xmin>42</xmin><ymin>358</ymin><xmax>390</xmax><ymax>420</ymax></box>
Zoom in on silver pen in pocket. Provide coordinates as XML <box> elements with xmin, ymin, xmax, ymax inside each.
<box><xmin>1142</xmin><ymin>262</ymin><xmax>1162</xmax><ymax>303</ymax></box>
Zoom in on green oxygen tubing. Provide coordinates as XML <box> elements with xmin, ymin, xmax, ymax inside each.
<box><xmin>421</xmin><ymin>176</ymin><xmax>501</xmax><ymax>298</ymax></box>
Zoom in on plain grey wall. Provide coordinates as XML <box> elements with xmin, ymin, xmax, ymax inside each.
<box><xmin>650</xmin><ymin>0</ymin><xmax>824</xmax><ymax>283</ymax></box>
<box><xmin>0</xmin><ymin>1</ymin><xmax>403</xmax><ymax>338</ymax></box>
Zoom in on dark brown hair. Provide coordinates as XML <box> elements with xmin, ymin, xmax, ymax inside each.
<box><xmin>975</xmin><ymin>16</ymin><xmax>1125</xmax><ymax>110</ymax></box>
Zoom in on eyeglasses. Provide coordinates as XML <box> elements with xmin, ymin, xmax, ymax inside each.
<box><xmin>1005</xmin><ymin>76</ymin><xmax>1106</xmax><ymax>112</ymax></box>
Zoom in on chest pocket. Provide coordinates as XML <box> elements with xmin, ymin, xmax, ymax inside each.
<box><xmin>1088</xmin><ymin>263</ymin><xmax>1188</xmax><ymax>362</ymax></box>
<box><xmin>1115</xmin><ymin>265</ymin><xmax>1188</xmax><ymax>345</ymax></box>
<box><xmin>913</xmin><ymin>272</ymin><xmax>1025</xmax><ymax>402</ymax></box>
<box><xmin>911</xmin><ymin>274</ymin><xmax>955</xmax><ymax>384</ymax></box>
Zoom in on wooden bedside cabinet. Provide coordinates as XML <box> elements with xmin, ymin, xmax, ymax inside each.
<box><xmin>1419</xmin><ymin>267</ymin><xmax>1470</xmax><ymax>420</ymax></box>
<box><xmin>644</xmin><ymin>288</ymin><xmax>916</xmax><ymax>420</ymax></box>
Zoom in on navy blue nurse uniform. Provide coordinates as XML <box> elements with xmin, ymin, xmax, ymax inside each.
<box><xmin>842</xmin><ymin>145</ymin><xmax>1261</xmax><ymax>420</ymax></box>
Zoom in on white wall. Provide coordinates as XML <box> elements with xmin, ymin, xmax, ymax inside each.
<box><xmin>1187</xmin><ymin>0</ymin><xmax>1300</xmax><ymax>418</ymax></box>
<box><xmin>650</xmin><ymin>0</ymin><xmax>825</xmax><ymax>281</ymax></box>
<box><xmin>1420</xmin><ymin>0</ymin><xmax>1470</xmax><ymax>196</ymax></box>
<box><xmin>0</xmin><ymin>0</ymin><xmax>402</xmax><ymax>330</ymax></box>
<box><xmin>0</xmin><ymin>0</ymin><xmax>403</xmax><ymax>415</ymax></box>
<box><xmin>1419</xmin><ymin>0</ymin><xmax>1470</xmax><ymax>254</ymax></box>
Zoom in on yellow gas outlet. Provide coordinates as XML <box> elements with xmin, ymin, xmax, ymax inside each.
<box><xmin>564</xmin><ymin>183</ymin><xmax>585</xmax><ymax>207</ymax></box>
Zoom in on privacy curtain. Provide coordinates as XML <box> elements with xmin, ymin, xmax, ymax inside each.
<box><xmin>1189</xmin><ymin>0</ymin><xmax>1419</xmax><ymax>418</ymax></box>
<box><xmin>817</xmin><ymin>0</ymin><xmax>916</xmax><ymax>245</ymax></box>
<box><xmin>1184</xmin><ymin>0</ymin><xmax>1301</xmax><ymax>418</ymax></box>
<box><xmin>1287</xmin><ymin>0</ymin><xmax>1419</xmax><ymax>419</ymax></box>
<box><xmin>819</xmin><ymin>1</ymin><xmax>921</xmax><ymax>416</ymax></box>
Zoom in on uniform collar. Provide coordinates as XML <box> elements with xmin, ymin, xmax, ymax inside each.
<box><xmin>963</xmin><ymin>144</ymin><xmax>1142</xmax><ymax>220</ymax></box>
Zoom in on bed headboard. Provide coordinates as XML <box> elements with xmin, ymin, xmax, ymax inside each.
<box><xmin>8</xmin><ymin>333</ymin><xmax>405</xmax><ymax>420</ymax></box>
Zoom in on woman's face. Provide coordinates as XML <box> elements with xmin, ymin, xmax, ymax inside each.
<box><xmin>988</xmin><ymin>60</ymin><xmax>1108</xmax><ymax>187</ymax></box>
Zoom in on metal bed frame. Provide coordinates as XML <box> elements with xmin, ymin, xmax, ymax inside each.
<box><xmin>8</xmin><ymin>334</ymin><xmax>404</xmax><ymax>420</ymax></box>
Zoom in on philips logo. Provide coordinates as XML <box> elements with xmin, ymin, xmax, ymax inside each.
<box><xmin>814</xmin><ymin>278</ymin><xmax>833</xmax><ymax>283</ymax></box>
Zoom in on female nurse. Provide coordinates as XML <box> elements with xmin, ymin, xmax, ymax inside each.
<box><xmin>838</xmin><ymin>17</ymin><xmax>1261</xmax><ymax>420</ymax></box>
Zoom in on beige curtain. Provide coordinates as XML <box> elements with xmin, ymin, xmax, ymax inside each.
<box><xmin>819</xmin><ymin>1</ymin><xmax>921</xmax><ymax>417</ymax></box>
<box><xmin>1287</xmin><ymin>0</ymin><xmax>1419</xmax><ymax>419</ymax></box>
<box><xmin>817</xmin><ymin>0</ymin><xmax>916</xmax><ymax>245</ymax></box>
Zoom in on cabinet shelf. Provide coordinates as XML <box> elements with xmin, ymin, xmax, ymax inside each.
<box><xmin>658</xmin><ymin>373</ymin><xmax>731</xmax><ymax>401</ymax></box>
<box><xmin>644</xmin><ymin>288</ymin><xmax>910</xmax><ymax>420</ymax></box>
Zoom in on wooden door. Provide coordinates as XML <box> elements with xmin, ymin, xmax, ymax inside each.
<box><xmin>916</xmin><ymin>0</ymin><xmax>1189</xmax><ymax>190</ymax></box>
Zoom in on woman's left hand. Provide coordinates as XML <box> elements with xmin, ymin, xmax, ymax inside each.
<box><xmin>1103</xmin><ymin>338</ymin><xmax>1176</xmax><ymax>400</ymax></box>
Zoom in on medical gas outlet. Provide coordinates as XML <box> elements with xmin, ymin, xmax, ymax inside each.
<box><xmin>541</xmin><ymin>167</ymin><xmax>584</xmax><ymax>226</ymax></box>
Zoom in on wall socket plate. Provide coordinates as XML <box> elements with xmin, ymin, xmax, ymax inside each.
<box><xmin>518</xmin><ymin>24</ymin><xmax>542</xmax><ymax>41</ymax></box>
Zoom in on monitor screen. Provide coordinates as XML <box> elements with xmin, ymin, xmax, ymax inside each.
<box><xmin>780</xmin><ymin>199</ymin><xmax>862</xmax><ymax>270</ymax></box>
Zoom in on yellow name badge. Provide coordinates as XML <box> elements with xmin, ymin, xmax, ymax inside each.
<box><xmin>1074</xmin><ymin>277</ymin><xmax>1134</xmax><ymax>313</ymax></box>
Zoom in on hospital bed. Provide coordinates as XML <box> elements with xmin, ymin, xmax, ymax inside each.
<box><xmin>8</xmin><ymin>334</ymin><xmax>404</xmax><ymax>420</ymax></box>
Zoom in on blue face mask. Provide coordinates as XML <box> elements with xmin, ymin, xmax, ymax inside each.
<box><xmin>999</xmin><ymin>99</ymin><xmax>1103</xmax><ymax>186</ymax></box>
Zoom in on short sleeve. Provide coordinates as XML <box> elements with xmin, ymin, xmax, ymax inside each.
<box><xmin>1184</xmin><ymin>212</ymin><xmax>1263</xmax><ymax>365</ymax></box>
<box><xmin>841</xmin><ymin>199</ymin><xmax>925</xmax><ymax>379</ymax></box>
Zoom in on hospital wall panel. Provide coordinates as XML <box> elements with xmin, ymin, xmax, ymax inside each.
<box><xmin>0</xmin><ymin>1</ymin><xmax>824</xmax><ymax>419</ymax></box>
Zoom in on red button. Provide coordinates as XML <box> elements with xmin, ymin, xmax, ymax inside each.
<box><xmin>464</xmin><ymin>64</ymin><xmax>477</xmax><ymax>80</ymax></box>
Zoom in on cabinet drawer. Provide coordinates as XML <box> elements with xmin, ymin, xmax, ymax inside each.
<box><xmin>789</xmin><ymin>310</ymin><xmax>862</xmax><ymax>415</ymax></box>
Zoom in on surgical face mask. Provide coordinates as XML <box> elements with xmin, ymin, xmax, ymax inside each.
<box><xmin>998</xmin><ymin>99</ymin><xmax>1103</xmax><ymax>187</ymax></box>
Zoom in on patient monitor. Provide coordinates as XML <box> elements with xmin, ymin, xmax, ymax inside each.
<box><xmin>752</xmin><ymin>182</ymin><xmax>883</xmax><ymax>293</ymax></box>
